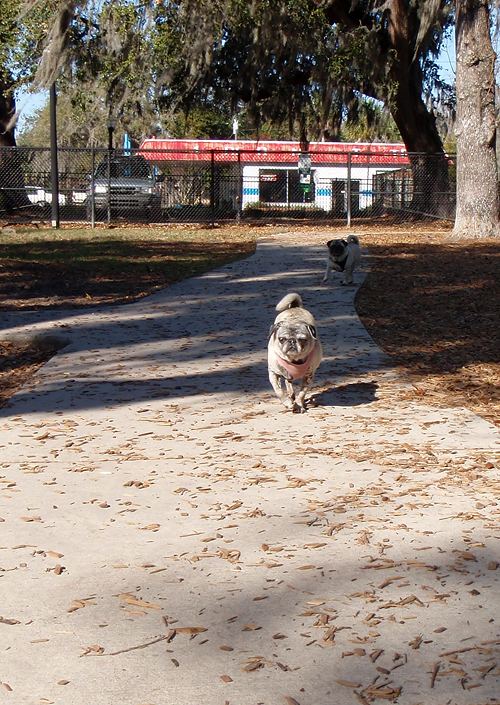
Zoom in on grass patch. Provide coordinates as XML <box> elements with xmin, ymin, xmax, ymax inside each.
<box><xmin>0</xmin><ymin>225</ymin><xmax>257</xmax><ymax>309</ymax></box>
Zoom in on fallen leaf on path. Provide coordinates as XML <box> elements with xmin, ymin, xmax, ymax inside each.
<box><xmin>218</xmin><ymin>548</ymin><xmax>241</xmax><ymax>562</ymax></box>
<box><xmin>241</xmin><ymin>660</ymin><xmax>264</xmax><ymax>672</ymax></box>
<box><xmin>365</xmin><ymin>685</ymin><xmax>402</xmax><ymax>699</ymax></box>
<box><xmin>119</xmin><ymin>593</ymin><xmax>162</xmax><ymax>610</ymax></box>
<box><xmin>80</xmin><ymin>644</ymin><xmax>104</xmax><ymax>656</ymax></box>
<box><xmin>409</xmin><ymin>635</ymin><xmax>423</xmax><ymax>649</ymax></box>
<box><xmin>0</xmin><ymin>617</ymin><xmax>20</xmax><ymax>625</ymax></box>
<box><xmin>304</xmin><ymin>543</ymin><xmax>327</xmax><ymax>549</ymax></box>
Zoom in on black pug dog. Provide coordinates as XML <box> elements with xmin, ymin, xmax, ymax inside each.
<box><xmin>323</xmin><ymin>235</ymin><xmax>361</xmax><ymax>285</ymax></box>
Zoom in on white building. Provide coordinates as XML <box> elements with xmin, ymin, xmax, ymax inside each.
<box><xmin>139</xmin><ymin>138</ymin><xmax>410</xmax><ymax>214</ymax></box>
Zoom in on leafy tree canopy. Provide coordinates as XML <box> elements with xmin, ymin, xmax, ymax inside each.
<box><xmin>19</xmin><ymin>0</ymin><xmax>452</xmax><ymax>151</ymax></box>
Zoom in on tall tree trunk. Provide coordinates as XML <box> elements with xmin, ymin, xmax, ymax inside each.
<box><xmin>451</xmin><ymin>0</ymin><xmax>500</xmax><ymax>239</ymax></box>
<box><xmin>390</xmin><ymin>55</ymin><xmax>452</xmax><ymax>218</ymax></box>
<box><xmin>0</xmin><ymin>78</ymin><xmax>16</xmax><ymax>149</ymax></box>
<box><xmin>0</xmin><ymin>75</ymin><xmax>32</xmax><ymax>213</ymax></box>
<box><xmin>386</xmin><ymin>7</ymin><xmax>451</xmax><ymax>218</ymax></box>
<box><xmin>322</xmin><ymin>0</ymin><xmax>451</xmax><ymax>217</ymax></box>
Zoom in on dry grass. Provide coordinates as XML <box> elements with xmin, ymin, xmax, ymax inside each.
<box><xmin>0</xmin><ymin>223</ymin><xmax>256</xmax><ymax>309</ymax></box>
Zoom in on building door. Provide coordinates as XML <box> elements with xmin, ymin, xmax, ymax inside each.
<box><xmin>331</xmin><ymin>179</ymin><xmax>360</xmax><ymax>215</ymax></box>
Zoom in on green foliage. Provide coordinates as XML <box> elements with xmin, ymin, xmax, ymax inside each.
<box><xmin>167</xmin><ymin>107</ymin><xmax>233</xmax><ymax>139</ymax></box>
<box><xmin>12</xmin><ymin>0</ymin><xmax>454</xmax><ymax>149</ymax></box>
<box><xmin>340</xmin><ymin>100</ymin><xmax>401</xmax><ymax>143</ymax></box>
<box><xmin>1</xmin><ymin>1</ymin><xmax>61</xmax><ymax>85</ymax></box>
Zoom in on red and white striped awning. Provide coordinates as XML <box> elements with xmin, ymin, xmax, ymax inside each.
<box><xmin>138</xmin><ymin>138</ymin><xmax>410</xmax><ymax>166</ymax></box>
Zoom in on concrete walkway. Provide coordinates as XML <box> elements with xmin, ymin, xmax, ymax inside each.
<box><xmin>1</xmin><ymin>238</ymin><xmax>500</xmax><ymax>705</ymax></box>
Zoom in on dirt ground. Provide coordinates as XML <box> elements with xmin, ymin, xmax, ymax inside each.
<box><xmin>353</xmin><ymin>223</ymin><xmax>500</xmax><ymax>430</ymax></box>
<box><xmin>1</xmin><ymin>221</ymin><xmax>499</xmax><ymax>430</ymax></box>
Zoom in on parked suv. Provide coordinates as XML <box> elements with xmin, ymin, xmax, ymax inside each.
<box><xmin>86</xmin><ymin>155</ymin><xmax>163</xmax><ymax>219</ymax></box>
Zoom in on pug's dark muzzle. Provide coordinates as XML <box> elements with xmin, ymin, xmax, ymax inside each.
<box><xmin>281</xmin><ymin>339</ymin><xmax>309</xmax><ymax>358</ymax></box>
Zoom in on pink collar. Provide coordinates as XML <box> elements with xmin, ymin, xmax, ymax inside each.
<box><xmin>276</xmin><ymin>350</ymin><xmax>315</xmax><ymax>381</ymax></box>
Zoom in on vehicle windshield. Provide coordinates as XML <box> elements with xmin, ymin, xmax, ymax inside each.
<box><xmin>95</xmin><ymin>159</ymin><xmax>152</xmax><ymax>179</ymax></box>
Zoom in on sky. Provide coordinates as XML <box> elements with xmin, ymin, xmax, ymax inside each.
<box><xmin>15</xmin><ymin>88</ymin><xmax>49</xmax><ymax>134</ymax></box>
<box><xmin>439</xmin><ymin>30</ymin><xmax>456</xmax><ymax>82</ymax></box>
<box><xmin>14</xmin><ymin>31</ymin><xmax>457</xmax><ymax>136</ymax></box>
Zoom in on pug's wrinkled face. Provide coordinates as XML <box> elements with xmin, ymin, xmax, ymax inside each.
<box><xmin>327</xmin><ymin>239</ymin><xmax>348</xmax><ymax>259</ymax></box>
<box><xmin>271</xmin><ymin>322</ymin><xmax>317</xmax><ymax>361</ymax></box>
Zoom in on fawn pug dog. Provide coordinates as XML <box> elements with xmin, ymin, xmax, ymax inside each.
<box><xmin>323</xmin><ymin>234</ymin><xmax>361</xmax><ymax>285</ymax></box>
<box><xmin>268</xmin><ymin>293</ymin><xmax>323</xmax><ymax>413</ymax></box>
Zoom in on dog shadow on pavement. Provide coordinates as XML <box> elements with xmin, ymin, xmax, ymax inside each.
<box><xmin>311</xmin><ymin>381</ymin><xmax>379</xmax><ymax>408</ymax></box>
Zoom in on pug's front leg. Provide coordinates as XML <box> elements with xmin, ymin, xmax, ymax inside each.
<box><xmin>269</xmin><ymin>370</ymin><xmax>295</xmax><ymax>410</ymax></box>
<box><xmin>342</xmin><ymin>264</ymin><xmax>353</xmax><ymax>285</ymax></box>
<box><xmin>322</xmin><ymin>263</ymin><xmax>331</xmax><ymax>283</ymax></box>
<box><xmin>284</xmin><ymin>379</ymin><xmax>296</xmax><ymax>404</ymax></box>
<box><xmin>294</xmin><ymin>370</ymin><xmax>315</xmax><ymax>413</ymax></box>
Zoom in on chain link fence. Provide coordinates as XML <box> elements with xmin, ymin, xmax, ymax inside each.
<box><xmin>0</xmin><ymin>145</ymin><xmax>456</xmax><ymax>226</ymax></box>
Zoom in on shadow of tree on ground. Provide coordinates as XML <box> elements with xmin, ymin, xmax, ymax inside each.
<box><xmin>355</xmin><ymin>237</ymin><xmax>500</xmax><ymax>424</ymax></box>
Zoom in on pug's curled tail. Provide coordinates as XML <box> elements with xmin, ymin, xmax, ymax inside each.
<box><xmin>347</xmin><ymin>235</ymin><xmax>360</xmax><ymax>245</ymax></box>
<box><xmin>276</xmin><ymin>292</ymin><xmax>303</xmax><ymax>311</ymax></box>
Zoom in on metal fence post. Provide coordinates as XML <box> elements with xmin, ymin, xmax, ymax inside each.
<box><xmin>346</xmin><ymin>153</ymin><xmax>352</xmax><ymax>227</ymax></box>
<box><xmin>49</xmin><ymin>83</ymin><xmax>60</xmax><ymax>229</ymax></box>
<box><xmin>237</xmin><ymin>150</ymin><xmax>242</xmax><ymax>224</ymax></box>
<box><xmin>90</xmin><ymin>146</ymin><xmax>95</xmax><ymax>229</ymax></box>
<box><xmin>210</xmin><ymin>150</ymin><xmax>215</xmax><ymax>227</ymax></box>
<box><xmin>107</xmin><ymin>149</ymin><xmax>111</xmax><ymax>224</ymax></box>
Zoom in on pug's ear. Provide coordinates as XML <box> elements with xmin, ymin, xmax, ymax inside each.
<box><xmin>268</xmin><ymin>322</ymin><xmax>280</xmax><ymax>339</ymax></box>
<box><xmin>327</xmin><ymin>240</ymin><xmax>333</xmax><ymax>248</ymax></box>
<box><xmin>306</xmin><ymin>325</ymin><xmax>317</xmax><ymax>339</ymax></box>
